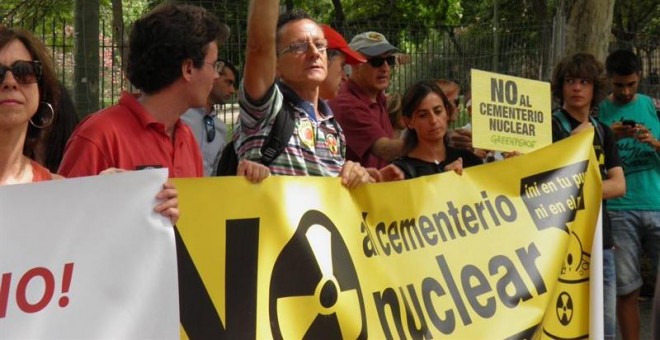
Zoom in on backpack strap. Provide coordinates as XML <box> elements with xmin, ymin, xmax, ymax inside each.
<box><xmin>215</xmin><ymin>140</ymin><xmax>239</xmax><ymax>176</ymax></box>
<box><xmin>552</xmin><ymin>109</ymin><xmax>604</xmax><ymax>146</ymax></box>
<box><xmin>215</xmin><ymin>103</ymin><xmax>295</xmax><ymax>176</ymax></box>
<box><xmin>553</xmin><ymin>110</ymin><xmax>609</xmax><ymax>179</ymax></box>
<box><xmin>553</xmin><ymin>110</ymin><xmax>571</xmax><ymax>134</ymax></box>
<box><xmin>260</xmin><ymin>103</ymin><xmax>295</xmax><ymax>166</ymax></box>
<box><xmin>588</xmin><ymin>115</ymin><xmax>605</xmax><ymax>147</ymax></box>
<box><xmin>552</xmin><ymin>110</ymin><xmax>572</xmax><ymax>139</ymax></box>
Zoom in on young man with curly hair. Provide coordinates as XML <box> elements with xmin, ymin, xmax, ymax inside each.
<box><xmin>551</xmin><ymin>52</ymin><xmax>626</xmax><ymax>340</ymax></box>
<box><xmin>59</xmin><ymin>4</ymin><xmax>227</xmax><ymax>178</ymax></box>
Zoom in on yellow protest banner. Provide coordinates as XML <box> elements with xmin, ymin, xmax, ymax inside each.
<box><xmin>471</xmin><ymin>69</ymin><xmax>552</xmax><ymax>153</ymax></box>
<box><xmin>173</xmin><ymin>130</ymin><xmax>601</xmax><ymax>339</ymax></box>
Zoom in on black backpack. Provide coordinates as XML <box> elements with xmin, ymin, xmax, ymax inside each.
<box><xmin>215</xmin><ymin>107</ymin><xmax>295</xmax><ymax>176</ymax></box>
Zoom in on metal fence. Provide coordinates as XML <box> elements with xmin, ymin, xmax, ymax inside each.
<box><xmin>4</xmin><ymin>2</ymin><xmax>660</xmax><ymax>128</ymax></box>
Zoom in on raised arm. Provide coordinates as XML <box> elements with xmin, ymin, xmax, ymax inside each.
<box><xmin>243</xmin><ymin>0</ymin><xmax>279</xmax><ymax>101</ymax></box>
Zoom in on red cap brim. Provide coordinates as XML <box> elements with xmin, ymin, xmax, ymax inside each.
<box><xmin>322</xmin><ymin>24</ymin><xmax>366</xmax><ymax>65</ymax></box>
<box><xmin>339</xmin><ymin>47</ymin><xmax>366</xmax><ymax>65</ymax></box>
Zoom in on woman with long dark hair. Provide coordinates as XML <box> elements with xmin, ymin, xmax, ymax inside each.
<box><xmin>391</xmin><ymin>80</ymin><xmax>482</xmax><ymax>179</ymax></box>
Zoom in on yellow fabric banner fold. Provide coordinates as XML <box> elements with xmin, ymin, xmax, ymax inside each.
<box><xmin>173</xmin><ymin>129</ymin><xmax>601</xmax><ymax>339</ymax></box>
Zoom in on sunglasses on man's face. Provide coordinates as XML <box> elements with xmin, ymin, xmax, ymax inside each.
<box><xmin>0</xmin><ymin>60</ymin><xmax>42</xmax><ymax>85</ymax></box>
<box><xmin>367</xmin><ymin>55</ymin><xmax>396</xmax><ymax>68</ymax></box>
<box><xmin>203</xmin><ymin>115</ymin><xmax>216</xmax><ymax>143</ymax></box>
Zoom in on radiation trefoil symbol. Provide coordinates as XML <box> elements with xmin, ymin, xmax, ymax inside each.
<box><xmin>556</xmin><ymin>292</ymin><xmax>574</xmax><ymax>326</ymax></box>
<box><xmin>269</xmin><ymin>210</ymin><xmax>367</xmax><ymax>339</ymax></box>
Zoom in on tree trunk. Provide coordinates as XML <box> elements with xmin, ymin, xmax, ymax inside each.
<box><xmin>330</xmin><ymin>0</ymin><xmax>345</xmax><ymax>29</ymax></box>
<box><xmin>74</xmin><ymin>0</ymin><xmax>100</xmax><ymax>117</ymax></box>
<box><xmin>565</xmin><ymin>0</ymin><xmax>615</xmax><ymax>62</ymax></box>
<box><xmin>111</xmin><ymin>0</ymin><xmax>127</xmax><ymax>73</ymax></box>
<box><xmin>111</xmin><ymin>0</ymin><xmax>133</xmax><ymax>92</ymax></box>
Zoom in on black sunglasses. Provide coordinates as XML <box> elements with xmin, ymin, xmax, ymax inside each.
<box><xmin>367</xmin><ymin>55</ymin><xmax>396</xmax><ymax>68</ymax></box>
<box><xmin>203</xmin><ymin>115</ymin><xmax>216</xmax><ymax>143</ymax></box>
<box><xmin>0</xmin><ymin>60</ymin><xmax>42</xmax><ymax>85</ymax></box>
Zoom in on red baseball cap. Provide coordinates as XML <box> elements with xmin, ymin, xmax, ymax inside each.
<box><xmin>321</xmin><ymin>24</ymin><xmax>366</xmax><ymax>65</ymax></box>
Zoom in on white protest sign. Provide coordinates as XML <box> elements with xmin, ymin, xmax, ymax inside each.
<box><xmin>0</xmin><ymin>169</ymin><xmax>179</xmax><ymax>339</ymax></box>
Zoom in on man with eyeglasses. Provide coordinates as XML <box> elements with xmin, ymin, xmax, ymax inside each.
<box><xmin>59</xmin><ymin>4</ymin><xmax>227</xmax><ymax>179</ymax></box>
<box><xmin>329</xmin><ymin>31</ymin><xmax>403</xmax><ymax>169</ymax></box>
<box><xmin>232</xmin><ymin>0</ymin><xmax>372</xmax><ymax>188</ymax></box>
<box><xmin>181</xmin><ymin>58</ymin><xmax>238</xmax><ymax>176</ymax></box>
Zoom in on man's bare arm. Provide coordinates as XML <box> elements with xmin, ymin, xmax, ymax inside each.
<box><xmin>371</xmin><ymin>137</ymin><xmax>405</xmax><ymax>162</ymax></box>
<box><xmin>243</xmin><ymin>0</ymin><xmax>278</xmax><ymax>101</ymax></box>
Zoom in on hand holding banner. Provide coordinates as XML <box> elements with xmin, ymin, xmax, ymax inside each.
<box><xmin>174</xmin><ymin>131</ymin><xmax>602</xmax><ymax>339</ymax></box>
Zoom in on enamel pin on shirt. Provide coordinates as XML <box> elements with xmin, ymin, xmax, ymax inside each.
<box><xmin>326</xmin><ymin>134</ymin><xmax>339</xmax><ymax>155</ymax></box>
<box><xmin>299</xmin><ymin>118</ymin><xmax>315</xmax><ymax>151</ymax></box>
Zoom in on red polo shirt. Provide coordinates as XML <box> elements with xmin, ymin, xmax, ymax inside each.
<box><xmin>59</xmin><ymin>92</ymin><xmax>203</xmax><ymax>178</ymax></box>
<box><xmin>329</xmin><ymin>79</ymin><xmax>393</xmax><ymax>169</ymax></box>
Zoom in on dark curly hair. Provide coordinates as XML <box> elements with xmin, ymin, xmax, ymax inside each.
<box><xmin>400</xmin><ymin>80</ymin><xmax>452</xmax><ymax>154</ymax></box>
<box><xmin>126</xmin><ymin>3</ymin><xmax>227</xmax><ymax>94</ymax></box>
<box><xmin>551</xmin><ymin>53</ymin><xmax>607</xmax><ymax>109</ymax></box>
<box><xmin>0</xmin><ymin>26</ymin><xmax>60</xmax><ymax>156</ymax></box>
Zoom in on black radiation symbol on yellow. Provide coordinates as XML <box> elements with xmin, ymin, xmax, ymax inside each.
<box><xmin>556</xmin><ymin>292</ymin><xmax>574</xmax><ymax>326</ymax></box>
<box><xmin>269</xmin><ymin>210</ymin><xmax>367</xmax><ymax>339</ymax></box>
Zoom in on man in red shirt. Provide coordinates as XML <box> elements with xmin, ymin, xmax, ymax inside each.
<box><xmin>329</xmin><ymin>31</ymin><xmax>403</xmax><ymax>169</ymax></box>
<box><xmin>59</xmin><ymin>4</ymin><xmax>227</xmax><ymax>178</ymax></box>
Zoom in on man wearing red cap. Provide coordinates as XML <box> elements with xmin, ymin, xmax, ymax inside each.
<box><xmin>329</xmin><ymin>31</ymin><xmax>403</xmax><ymax>169</ymax></box>
<box><xmin>319</xmin><ymin>25</ymin><xmax>365</xmax><ymax>100</ymax></box>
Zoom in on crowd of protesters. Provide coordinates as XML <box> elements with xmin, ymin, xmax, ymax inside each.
<box><xmin>1</xmin><ymin>1</ymin><xmax>658</xmax><ymax>338</ymax></box>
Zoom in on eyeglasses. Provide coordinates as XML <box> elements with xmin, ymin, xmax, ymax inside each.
<box><xmin>205</xmin><ymin>60</ymin><xmax>225</xmax><ymax>74</ymax></box>
<box><xmin>278</xmin><ymin>39</ymin><xmax>328</xmax><ymax>56</ymax></box>
<box><xmin>203</xmin><ymin>115</ymin><xmax>216</xmax><ymax>142</ymax></box>
<box><xmin>367</xmin><ymin>55</ymin><xmax>396</xmax><ymax>68</ymax></box>
<box><xmin>0</xmin><ymin>60</ymin><xmax>42</xmax><ymax>84</ymax></box>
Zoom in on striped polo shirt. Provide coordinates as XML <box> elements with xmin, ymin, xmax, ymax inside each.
<box><xmin>234</xmin><ymin>81</ymin><xmax>346</xmax><ymax>176</ymax></box>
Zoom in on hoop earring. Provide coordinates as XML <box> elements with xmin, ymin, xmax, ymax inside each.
<box><xmin>29</xmin><ymin>102</ymin><xmax>55</xmax><ymax>129</ymax></box>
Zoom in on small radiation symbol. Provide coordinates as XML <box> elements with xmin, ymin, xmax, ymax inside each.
<box><xmin>556</xmin><ymin>292</ymin><xmax>574</xmax><ymax>326</ymax></box>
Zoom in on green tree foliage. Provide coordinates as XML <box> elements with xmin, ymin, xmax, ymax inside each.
<box><xmin>1</xmin><ymin>0</ymin><xmax>74</xmax><ymax>25</ymax></box>
<box><xmin>611</xmin><ymin>0</ymin><xmax>660</xmax><ymax>60</ymax></box>
<box><xmin>612</xmin><ymin>0</ymin><xmax>660</xmax><ymax>39</ymax></box>
<box><xmin>293</xmin><ymin>0</ymin><xmax>464</xmax><ymax>28</ymax></box>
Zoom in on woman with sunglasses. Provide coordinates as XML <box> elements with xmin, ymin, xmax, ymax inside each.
<box><xmin>0</xmin><ymin>27</ymin><xmax>181</xmax><ymax>223</ymax></box>
<box><xmin>391</xmin><ymin>80</ymin><xmax>482</xmax><ymax>179</ymax></box>
<box><xmin>0</xmin><ymin>27</ymin><xmax>62</xmax><ymax>184</ymax></box>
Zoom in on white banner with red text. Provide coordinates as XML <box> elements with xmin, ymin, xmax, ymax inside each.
<box><xmin>0</xmin><ymin>169</ymin><xmax>179</xmax><ymax>339</ymax></box>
